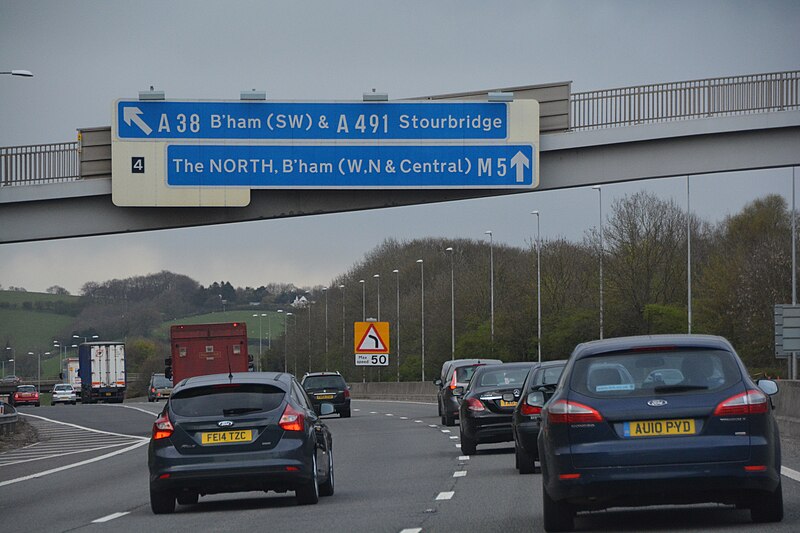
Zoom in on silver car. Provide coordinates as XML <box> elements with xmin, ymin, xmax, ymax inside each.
<box><xmin>51</xmin><ymin>383</ymin><xmax>77</xmax><ymax>405</ymax></box>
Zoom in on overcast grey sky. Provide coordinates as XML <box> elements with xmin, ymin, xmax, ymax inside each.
<box><xmin>1</xmin><ymin>0</ymin><xmax>799</xmax><ymax>294</ymax></box>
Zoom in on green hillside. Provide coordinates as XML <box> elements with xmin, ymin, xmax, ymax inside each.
<box><xmin>0</xmin><ymin>308</ymin><xmax>76</xmax><ymax>353</ymax></box>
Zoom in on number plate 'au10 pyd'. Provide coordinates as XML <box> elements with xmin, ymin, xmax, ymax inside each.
<box><xmin>201</xmin><ymin>429</ymin><xmax>253</xmax><ymax>445</ymax></box>
<box><xmin>623</xmin><ymin>419</ymin><xmax>695</xmax><ymax>438</ymax></box>
<box><xmin>316</xmin><ymin>394</ymin><xmax>335</xmax><ymax>400</ymax></box>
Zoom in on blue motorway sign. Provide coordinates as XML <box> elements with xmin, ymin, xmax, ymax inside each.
<box><xmin>116</xmin><ymin>100</ymin><xmax>508</xmax><ymax>141</ymax></box>
<box><xmin>166</xmin><ymin>144</ymin><xmax>534</xmax><ymax>187</ymax></box>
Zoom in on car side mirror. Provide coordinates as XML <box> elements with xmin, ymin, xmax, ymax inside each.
<box><xmin>433</xmin><ymin>378</ymin><xmax>443</xmax><ymax>387</ymax></box>
<box><xmin>452</xmin><ymin>386</ymin><xmax>464</xmax><ymax>397</ymax></box>
<box><xmin>526</xmin><ymin>391</ymin><xmax>545</xmax><ymax>407</ymax></box>
<box><xmin>757</xmin><ymin>379</ymin><xmax>778</xmax><ymax>396</ymax></box>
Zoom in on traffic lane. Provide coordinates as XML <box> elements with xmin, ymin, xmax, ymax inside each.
<box><xmin>14</xmin><ymin>402</ymin><xmax>156</xmax><ymax>438</ymax></box>
<box><xmin>48</xmin><ymin>399</ymin><xmax>465</xmax><ymax>533</ymax></box>
<box><xmin>424</xmin><ymin>442</ymin><xmax>800</xmax><ymax>532</ymax></box>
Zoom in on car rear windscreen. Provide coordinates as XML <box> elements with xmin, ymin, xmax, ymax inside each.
<box><xmin>170</xmin><ymin>384</ymin><xmax>285</xmax><ymax>416</ymax></box>
<box><xmin>303</xmin><ymin>376</ymin><xmax>346</xmax><ymax>389</ymax></box>
<box><xmin>152</xmin><ymin>376</ymin><xmax>172</xmax><ymax>388</ymax></box>
<box><xmin>476</xmin><ymin>368</ymin><xmax>530</xmax><ymax>387</ymax></box>
<box><xmin>570</xmin><ymin>349</ymin><xmax>742</xmax><ymax>397</ymax></box>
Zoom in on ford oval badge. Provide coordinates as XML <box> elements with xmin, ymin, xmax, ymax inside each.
<box><xmin>647</xmin><ymin>399</ymin><xmax>668</xmax><ymax>407</ymax></box>
<box><xmin>217</xmin><ymin>420</ymin><xmax>234</xmax><ymax>427</ymax></box>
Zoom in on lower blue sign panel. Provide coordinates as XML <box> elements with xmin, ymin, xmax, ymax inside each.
<box><xmin>166</xmin><ymin>144</ymin><xmax>534</xmax><ymax>188</ymax></box>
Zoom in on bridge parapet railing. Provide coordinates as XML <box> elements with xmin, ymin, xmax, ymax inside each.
<box><xmin>571</xmin><ymin>70</ymin><xmax>800</xmax><ymax>130</ymax></box>
<box><xmin>0</xmin><ymin>142</ymin><xmax>79</xmax><ymax>186</ymax></box>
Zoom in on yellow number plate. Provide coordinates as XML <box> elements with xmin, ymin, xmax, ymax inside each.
<box><xmin>499</xmin><ymin>400</ymin><xmax>517</xmax><ymax>408</ymax></box>
<box><xmin>316</xmin><ymin>394</ymin><xmax>335</xmax><ymax>400</ymax></box>
<box><xmin>624</xmin><ymin>419</ymin><xmax>695</xmax><ymax>438</ymax></box>
<box><xmin>200</xmin><ymin>429</ymin><xmax>253</xmax><ymax>445</ymax></box>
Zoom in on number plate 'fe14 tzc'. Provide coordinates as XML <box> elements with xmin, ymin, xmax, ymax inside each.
<box><xmin>200</xmin><ymin>430</ymin><xmax>253</xmax><ymax>445</ymax></box>
<box><xmin>624</xmin><ymin>419</ymin><xmax>696</xmax><ymax>438</ymax></box>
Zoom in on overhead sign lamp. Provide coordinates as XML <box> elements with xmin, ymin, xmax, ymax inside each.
<box><xmin>363</xmin><ymin>89</ymin><xmax>388</xmax><ymax>102</ymax></box>
<box><xmin>139</xmin><ymin>86</ymin><xmax>165</xmax><ymax>101</ymax></box>
<box><xmin>0</xmin><ymin>69</ymin><xmax>34</xmax><ymax>77</ymax></box>
<box><xmin>488</xmin><ymin>91</ymin><xmax>514</xmax><ymax>102</ymax></box>
<box><xmin>240</xmin><ymin>89</ymin><xmax>267</xmax><ymax>101</ymax></box>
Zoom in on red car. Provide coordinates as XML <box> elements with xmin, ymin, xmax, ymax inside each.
<box><xmin>12</xmin><ymin>385</ymin><xmax>40</xmax><ymax>407</ymax></box>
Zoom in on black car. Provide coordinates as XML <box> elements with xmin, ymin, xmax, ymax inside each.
<box><xmin>457</xmin><ymin>362</ymin><xmax>538</xmax><ymax>455</ymax></box>
<box><xmin>301</xmin><ymin>371</ymin><xmax>351</xmax><ymax>418</ymax></box>
<box><xmin>434</xmin><ymin>358</ymin><xmax>502</xmax><ymax>426</ymax></box>
<box><xmin>538</xmin><ymin>335</ymin><xmax>782</xmax><ymax>532</ymax></box>
<box><xmin>512</xmin><ymin>360</ymin><xmax>566</xmax><ymax>474</ymax></box>
<box><xmin>148</xmin><ymin>372</ymin><xmax>334</xmax><ymax>513</ymax></box>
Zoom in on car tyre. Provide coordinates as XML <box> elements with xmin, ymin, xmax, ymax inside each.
<box><xmin>35</xmin><ymin>402</ymin><xmax>40</xmax><ymax>407</ymax></box>
<box><xmin>150</xmin><ymin>487</ymin><xmax>176</xmax><ymax>514</ymax></box>
<box><xmin>295</xmin><ymin>454</ymin><xmax>320</xmax><ymax>505</ymax></box>
<box><xmin>542</xmin><ymin>482</ymin><xmax>574</xmax><ymax>532</ymax></box>
<box><xmin>319</xmin><ymin>449</ymin><xmax>335</xmax><ymax>497</ymax></box>
<box><xmin>442</xmin><ymin>410</ymin><xmax>456</xmax><ymax>427</ymax></box>
<box><xmin>516</xmin><ymin>443</ymin><xmax>536</xmax><ymax>474</ymax></box>
<box><xmin>459</xmin><ymin>427</ymin><xmax>477</xmax><ymax>455</ymax></box>
<box><xmin>340</xmin><ymin>409</ymin><xmax>351</xmax><ymax>418</ymax></box>
<box><xmin>750</xmin><ymin>480</ymin><xmax>783</xmax><ymax>523</ymax></box>
<box><xmin>176</xmin><ymin>491</ymin><xmax>199</xmax><ymax>505</ymax></box>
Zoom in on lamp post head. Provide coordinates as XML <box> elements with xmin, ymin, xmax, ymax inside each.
<box><xmin>445</xmin><ymin>247</ymin><xmax>453</xmax><ymax>252</ymax></box>
<box><xmin>416</xmin><ymin>259</ymin><xmax>423</xmax><ymax>264</ymax></box>
<box><xmin>392</xmin><ymin>269</ymin><xmax>399</xmax><ymax>273</ymax></box>
<box><xmin>592</xmin><ymin>185</ymin><xmax>601</xmax><ymax>191</ymax></box>
<box><xmin>359</xmin><ymin>279</ymin><xmax>365</xmax><ymax>283</ymax></box>
<box><xmin>531</xmin><ymin>210</ymin><xmax>539</xmax><ymax>216</ymax></box>
<box><xmin>339</xmin><ymin>284</ymin><xmax>345</xmax><ymax>289</ymax></box>
<box><xmin>4</xmin><ymin>70</ymin><xmax>34</xmax><ymax>77</ymax></box>
<box><xmin>28</xmin><ymin>352</ymin><xmax>34</xmax><ymax>356</ymax></box>
<box><xmin>484</xmin><ymin>230</ymin><xmax>492</xmax><ymax>236</ymax></box>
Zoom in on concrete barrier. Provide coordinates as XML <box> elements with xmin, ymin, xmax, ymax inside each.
<box><xmin>349</xmin><ymin>381</ymin><xmax>437</xmax><ymax>403</ymax></box>
<box><xmin>774</xmin><ymin>380</ymin><xmax>800</xmax><ymax>439</ymax></box>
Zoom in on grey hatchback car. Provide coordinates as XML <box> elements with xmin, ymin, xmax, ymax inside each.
<box><xmin>148</xmin><ymin>372</ymin><xmax>334</xmax><ymax>513</ymax></box>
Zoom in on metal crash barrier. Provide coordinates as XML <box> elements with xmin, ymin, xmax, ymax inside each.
<box><xmin>0</xmin><ymin>401</ymin><xmax>19</xmax><ymax>436</ymax></box>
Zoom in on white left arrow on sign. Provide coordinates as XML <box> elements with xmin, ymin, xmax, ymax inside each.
<box><xmin>511</xmin><ymin>151</ymin><xmax>530</xmax><ymax>183</ymax></box>
<box><xmin>123</xmin><ymin>107</ymin><xmax>152</xmax><ymax>135</ymax></box>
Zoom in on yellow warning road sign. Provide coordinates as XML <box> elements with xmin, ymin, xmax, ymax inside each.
<box><xmin>354</xmin><ymin>321</ymin><xmax>390</xmax><ymax>354</ymax></box>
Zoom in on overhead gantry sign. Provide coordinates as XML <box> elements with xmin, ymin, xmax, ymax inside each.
<box><xmin>111</xmin><ymin>99</ymin><xmax>540</xmax><ymax>207</ymax></box>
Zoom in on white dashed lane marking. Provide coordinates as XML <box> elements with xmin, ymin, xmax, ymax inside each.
<box><xmin>92</xmin><ymin>512</ymin><xmax>130</xmax><ymax>523</ymax></box>
<box><xmin>453</xmin><ymin>470</ymin><xmax>467</xmax><ymax>477</ymax></box>
<box><xmin>436</xmin><ymin>491</ymin><xmax>455</xmax><ymax>500</ymax></box>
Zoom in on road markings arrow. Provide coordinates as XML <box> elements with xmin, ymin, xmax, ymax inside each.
<box><xmin>123</xmin><ymin>107</ymin><xmax>152</xmax><ymax>135</ymax></box>
<box><xmin>510</xmin><ymin>150</ymin><xmax>530</xmax><ymax>183</ymax></box>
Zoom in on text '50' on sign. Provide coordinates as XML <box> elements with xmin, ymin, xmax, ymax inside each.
<box><xmin>116</xmin><ymin>101</ymin><xmax>509</xmax><ymax>140</ymax></box>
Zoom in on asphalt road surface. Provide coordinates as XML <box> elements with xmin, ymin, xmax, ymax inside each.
<box><xmin>1</xmin><ymin>398</ymin><xmax>799</xmax><ymax>532</ymax></box>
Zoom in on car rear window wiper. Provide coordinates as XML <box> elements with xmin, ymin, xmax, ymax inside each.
<box><xmin>222</xmin><ymin>407</ymin><xmax>262</xmax><ymax>415</ymax></box>
<box><xmin>653</xmin><ymin>384</ymin><xmax>709</xmax><ymax>393</ymax></box>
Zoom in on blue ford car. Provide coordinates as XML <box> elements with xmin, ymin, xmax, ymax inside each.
<box><xmin>538</xmin><ymin>335</ymin><xmax>782</xmax><ymax>532</ymax></box>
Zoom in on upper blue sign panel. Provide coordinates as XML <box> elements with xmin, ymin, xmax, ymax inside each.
<box><xmin>116</xmin><ymin>101</ymin><xmax>509</xmax><ymax>141</ymax></box>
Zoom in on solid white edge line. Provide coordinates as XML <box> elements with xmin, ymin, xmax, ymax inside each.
<box><xmin>92</xmin><ymin>511</ymin><xmax>130</xmax><ymax>523</ymax></box>
<box><xmin>20</xmin><ymin>413</ymin><xmax>149</xmax><ymax>441</ymax></box>
<box><xmin>399</xmin><ymin>529</ymin><xmax>422</xmax><ymax>533</ymax></box>
<box><xmin>782</xmin><ymin>466</ymin><xmax>800</xmax><ymax>482</ymax></box>
<box><xmin>0</xmin><ymin>439</ymin><xmax>149</xmax><ymax>487</ymax></box>
<box><xmin>105</xmin><ymin>403</ymin><xmax>160</xmax><ymax>417</ymax></box>
<box><xmin>436</xmin><ymin>491</ymin><xmax>454</xmax><ymax>500</ymax></box>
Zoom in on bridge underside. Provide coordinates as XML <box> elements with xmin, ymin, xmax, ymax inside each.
<box><xmin>2</xmin><ymin>111</ymin><xmax>799</xmax><ymax>244</ymax></box>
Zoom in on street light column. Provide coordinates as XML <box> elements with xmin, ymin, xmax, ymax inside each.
<box><xmin>393</xmin><ymin>269</ymin><xmax>400</xmax><ymax>382</ymax></box>
<box><xmin>446</xmin><ymin>247</ymin><xmax>455</xmax><ymax>360</ymax></box>
<box><xmin>359</xmin><ymin>280</ymin><xmax>366</xmax><ymax>321</ymax></box>
<box><xmin>592</xmin><ymin>186</ymin><xmax>604</xmax><ymax>340</ymax></box>
<box><xmin>485</xmin><ymin>231</ymin><xmax>494</xmax><ymax>349</ymax></box>
<box><xmin>417</xmin><ymin>259</ymin><xmax>425</xmax><ymax>382</ymax></box>
<box><xmin>323</xmin><ymin>287</ymin><xmax>329</xmax><ymax>371</ymax></box>
<box><xmin>532</xmin><ymin>211</ymin><xmax>542</xmax><ymax>363</ymax></box>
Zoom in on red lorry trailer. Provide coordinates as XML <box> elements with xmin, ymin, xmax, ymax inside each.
<box><xmin>166</xmin><ymin>322</ymin><xmax>252</xmax><ymax>383</ymax></box>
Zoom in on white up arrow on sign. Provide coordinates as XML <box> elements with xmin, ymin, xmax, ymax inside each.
<box><xmin>511</xmin><ymin>151</ymin><xmax>530</xmax><ymax>183</ymax></box>
<box><xmin>123</xmin><ymin>107</ymin><xmax>152</xmax><ymax>135</ymax></box>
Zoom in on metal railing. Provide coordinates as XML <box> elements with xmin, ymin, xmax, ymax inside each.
<box><xmin>571</xmin><ymin>70</ymin><xmax>800</xmax><ymax>130</ymax></box>
<box><xmin>0</xmin><ymin>402</ymin><xmax>19</xmax><ymax>436</ymax></box>
<box><xmin>0</xmin><ymin>141</ymin><xmax>79</xmax><ymax>186</ymax></box>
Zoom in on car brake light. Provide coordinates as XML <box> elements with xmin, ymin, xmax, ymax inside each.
<box><xmin>279</xmin><ymin>404</ymin><xmax>305</xmax><ymax>431</ymax></box>
<box><xmin>465</xmin><ymin>398</ymin><xmax>485</xmax><ymax>412</ymax></box>
<box><xmin>714</xmin><ymin>389</ymin><xmax>769</xmax><ymax>416</ymax></box>
<box><xmin>449</xmin><ymin>372</ymin><xmax>458</xmax><ymax>390</ymax></box>
<box><xmin>151</xmin><ymin>387</ymin><xmax>156</xmax><ymax>393</ymax></box>
<box><xmin>547</xmin><ymin>399</ymin><xmax>603</xmax><ymax>423</ymax></box>
<box><xmin>152</xmin><ymin>414</ymin><xmax>174</xmax><ymax>440</ymax></box>
<box><xmin>344</xmin><ymin>388</ymin><xmax>350</xmax><ymax>399</ymax></box>
<box><xmin>520</xmin><ymin>400</ymin><xmax>542</xmax><ymax>416</ymax></box>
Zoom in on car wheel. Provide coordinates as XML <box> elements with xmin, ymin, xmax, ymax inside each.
<box><xmin>295</xmin><ymin>454</ymin><xmax>320</xmax><ymax>505</ymax></box>
<box><xmin>751</xmin><ymin>480</ymin><xmax>783</xmax><ymax>523</ymax></box>
<box><xmin>150</xmin><ymin>486</ymin><xmax>176</xmax><ymax>514</ymax></box>
<box><xmin>35</xmin><ymin>403</ymin><xmax>40</xmax><ymax>407</ymax></box>
<box><xmin>148</xmin><ymin>397</ymin><xmax>154</xmax><ymax>402</ymax></box>
<box><xmin>319</xmin><ymin>449</ymin><xmax>335</xmax><ymax>497</ymax></box>
<box><xmin>459</xmin><ymin>427</ymin><xmax>477</xmax><ymax>455</ymax></box>
<box><xmin>340</xmin><ymin>409</ymin><xmax>351</xmax><ymax>418</ymax></box>
<box><xmin>176</xmin><ymin>491</ymin><xmax>199</xmax><ymax>505</ymax></box>
<box><xmin>442</xmin><ymin>410</ymin><xmax>456</xmax><ymax>427</ymax></box>
<box><xmin>516</xmin><ymin>443</ymin><xmax>536</xmax><ymax>475</ymax></box>
<box><xmin>71</xmin><ymin>401</ymin><xmax>76</xmax><ymax>405</ymax></box>
<box><xmin>542</xmin><ymin>481</ymin><xmax>574</xmax><ymax>532</ymax></box>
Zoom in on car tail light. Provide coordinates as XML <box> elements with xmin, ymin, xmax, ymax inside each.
<box><xmin>520</xmin><ymin>400</ymin><xmax>542</xmax><ymax>416</ymax></box>
<box><xmin>449</xmin><ymin>372</ymin><xmax>458</xmax><ymax>390</ymax></box>
<box><xmin>547</xmin><ymin>400</ymin><xmax>603</xmax><ymax>423</ymax></box>
<box><xmin>344</xmin><ymin>388</ymin><xmax>350</xmax><ymax>399</ymax></box>
<box><xmin>279</xmin><ymin>404</ymin><xmax>305</xmax><ymax>431</ymax></box>
<box><xmin>151</xmin><ymin>387</ymin><xmax>156</xmax><ymax>393</ymax></box>
<box><xmin>714</xmin><ymin>389</ymin><xmax>769</xmax><ymax>416</ymax></box>
<box><xmin>465</xmin><ymin>398</ymin><xmax>485</xmax><ymax>412</ymax></box>
<box><xmin>152</xmin><ymin>414</ymin><xmax>174</xmax><ymax>440</ymax></box>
